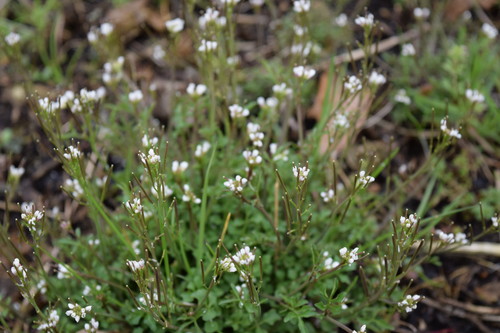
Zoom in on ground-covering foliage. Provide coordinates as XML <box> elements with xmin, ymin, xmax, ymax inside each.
<box><xmin>1</xmin><ymin>0</ymin><xmax>499</xmax><ymax>332</ymax></box>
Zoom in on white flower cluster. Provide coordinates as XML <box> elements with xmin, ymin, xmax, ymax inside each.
<box><xmin>322</xmin><ymin>252</ymin><xmax>340</xmax><ymax>270</ymax></box>
<box><xmin>243</xmin><ymin>149</ymin><xmax>262</xmax><ymax>166</ymax></box>
<box><xmin>182</xmin><ymin>184</ymin><xmax>201</xmax><ymax>204</ymax></box>
<box><xmin>465</xmin><ymin>89</ymin><xmax>485</xmax><ymax>103</ymax></box>
<box><xmin>413</xmin><ymin>7</ymin><xmax>430</xmax><ymax>20</ymax></box>
<box><xmin>291</xmin><ymin>42</ymin><xmax>320</xmax><ymax>57</ymax></box>
<box><xmin>198</xmin><ymin>39</ymin><xmax>218</xmax><ymax>53</ymax></box>
<box><xmin>352</xmin><ymin>325</ymin><xmax>367</xmax><ymax>333</ymax></box>
<box><xmin>126</xmin><ymin>259</ymin><xmax>145</xmax><ymax>272</ymax></box>
<box><xmin>141</xmin><ymin>134</ymin><xmax>159</xmax><ymax>148</ymax></box>
<box><xmin>272</xmin><ymin>83</ymin><xmax>293</xmax><ymax>98</ymax></box>
<box><xmin>398</xmin><ymin>294</ymin><xmax>422</xmax><ymax>313</ymax></box>
<box><xmin>139</xmin><ymin>149</ymin><xmax>160</xmax><ymax>165</ymax></box>
<box><xmin>293</xmin><ymin>164</ymin><xmax>310</xmax><ymax>182</ymax></box>
<box><xmin>320</xmin><ymin>189</ymin><xmax>335</xmax><ymax>203</ymax></box>
<box><xmin>229</xmin><ymin>104</ymin><xmax>250</xmax><ymax>119</ymax></box>
<box><xmin>66</xmin><ymin>303</ymin><xmax>92</xmax><ymax>323</ymax></box>
<box><xmin>400</xmin><ymin>213</ymin><xmax>418</xmax><ymax>229</ymax></box>
<box><xmin>334</xmin><ymin>13</ymin><xmax>348</xmax><ymax>27</ymax></box>
<box><xmin>165</xmin><ymin>18</ymin><xmax>185</xmax><ymax>34</ymax></box>
<box><xmin>151</xmin><ymin>182</ymin><xmax>173</xmax><ymax>198</ymax></box>
<box><xmin>63</xmin><ymin>145</ymin><xmax>82</xmax><ymax>160</ymax></box>
<box><xmin>358</xmin><ymin>170</ymin><xmax>375</xmax><ymax>186</ymax></box>
<box><xmin>128</xmin><ymin>90</ymin><xmax>143</xmax><ymax>103</ymax></box>
<box><xmin>38</xmin><ymin>310</ymin><xmax>59</xmax><ymax>330</ymax></box>
<box><xmin>172</xmin><ymin>160</ymin><xmax>189</xmax><ymax>174</ymax></box>
<box><xmin>440</xmin><ymin>118</ymin><xmax>461</xmax><ymax>139</ymax></box>
<box><xmin>80</xmin><ymin>87</ymin><xmax>106</xmax><ymax>104</ymax></box>
<box><xmin>9</xmin><ymin>165</ymin><xmax>25</xmax><ymax>178</ymax></box>
<box><xmin>293</xmin><ymin>66</ymin><xmax>316</xmax><ymax>80</ymax></box>
<box><xmin>269</xmin><ymin>143</ymin><xmax>289</xmax><ymax>162</ymax></box>
<box><xmin>199</xmin><ymin>8</ymin><xmax>226</xmax><ymax>29</ymax></box>
<box><xmin>492</xmin><ymin>216</ymin><xmax>498</xmax><ymax>228</ymax></box>
<box><xmin>339</xmin><ymin>247</ymin><xmax>359</xmax><ymax>265</ymax></box>
<box><xmin>482</xmin><ymin>23</ymin><xmax>498</xmax><ymax>39</ymax></box>
<box><xmin>344</xmin><ymin>76</ymin><xmax>362</xmax><ymax>94</ymax></box>
<box><xmin>5</xmin><ymin>32</ymin><xmax>21</xmax><ymax>46</ymax></box>
<box><xmin>293</xmin><ymin>0</ymin><xmax>310</xmax><ymax>13</ymax></box>
<box><xmin>401</xmin><ymin>43</ymin><xmax>416</xmax><ymax>56</ymax></box>
<box><xmin>20</xmin><ymin>202</ymin><xmax>44</xmax><ymax>230</ymax></box>
<box><xmin>64</xmin><ymin>178</ymin><xmax>84</xmax><ymax>198</ymax></box>
<box><xmin>126</xmin><ymin>197</ymin><xmax>143</xmax><ymax>214</ymax></box>
<box><xmin>84</xmin><ymin>318</ymin><xmax>99</xmax><ymax>333</ymax></box>
<box><xmin>354</xmin><ymin>13</ymin><xmax>375</xmax><ymax>28</ymax></box>
<box><xmin>368</xmin><ymin>71</ymin><xmax>386</xmax><ymax>86</ymax></box>
<box><xmin>257</xmin><ymin>96</ymin><xmax>279</xmax><ymax>111</ymax></box>
<box><xmin>57</xmin><ymin>264</ymin><xmax>71</xmax><ymax>279</ymax></box>
<box><xmin>103</xmin><ymin>56</ymin><xmax>124</xmax><ymax>84</ymax></box>
<box><xmin>152</xmin><ymin>44</ymin><xmax>165</xmax><ymax>61</ymax></box>
<box><xmin>187</xmin><ymin>83</ymin><xmax>207</xmax><ymax>97</ymax></box>
<box><xmin>435</xmin><ymin>230</ymin><xmax>467</xmax><ymax>244</ymax></box>
<box><xmin>247</xmin><ymin>122</ymin><xmax>264</xmax><ymax>147</ymax></box>
<box><xmin>220</xmin><ymin>257</ymin><xmax>237</xmax><ymax>272</ymax></box>
<box><xmin>233</xmin><ymin>246</ymin><xmax>255</xmax><ymax>265</ymax></box>
<box><xmin>10</xmin><ymin>258</ymin><xmax>27</xmax><ymax>283</ymax></box>
<box><xmin>224</xmin><ymin>175</ymin><xmax>248</xmax><ymax>193</ymax></box>
<box><xmin>195</xmin><ymin>141</ymin><xmax>211</xmax><ymax>158</ymax></box>
<box><xmin>87</xmin><ymin>23</ymin><xmax>114</xmax><ymax>43</ymax></box>
<box><xmin>394</xmin><ymin>89</ymin><xmax>411</xmax><ymax>105</ymax></box>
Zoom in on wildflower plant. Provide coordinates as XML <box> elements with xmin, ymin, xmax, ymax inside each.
<box><xmin>1</xmin><ymin>1</ymin><xmax>498</xmax><ymax>333</ymax></box>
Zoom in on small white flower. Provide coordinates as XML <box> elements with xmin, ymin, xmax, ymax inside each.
<box><xmin>64</xmin><ymin>178</ymin><xmax>84</xmax><ymax>198</ymax></box>
<box><xmin>199</xmin><ymin>8</ymin><xmax>222</xmax><ymax>29</ymax></box>
<box><xmin>153</xmin><ymin>44</ymin><xmax>166</xmax><ymax>61</ymax></box>
<box><xmin>398</xmin><ymin>294</ymin><xmax>421</xmax><ymax>313</ymax></box>
<box><xmin>141</xmin><ymin>134</ymin><xmax>159</xmax><ymax>148</ymax></box>
<box><xmin>224</xmin><ymin>175</ymin><xmax>248</xmax><ymax>193</ymax></box>
<box><xmin>84</xmin><ymin>318</ymin><xmax>99</xmax><ymax>333</ymax></box>
<box><xmin>293</xmin><ymin>164</ymin><xmax>310</xmax><ymax>182</ymax></box>
<box><xmin>198</xmin><ymin>39</ymin><xmax>218</xmax><ymax>53</ymax></box>
<box><xmin>257</xmin><ymin>97</ymin><xmax>279</xmax><ymax>111</ymax></box>
<box><xmin>293</xmin><ymin>65</ymin><xmax>316</xmax><ymax>80</ymax></box>
<box><xmin>440</xmin><ymin>117</ymin><xmax>461</xmax><ymax>139</ymax></box>
<box><xmin>229</xmin><ymin>104</ymin><xmax>250</xmax><ymax>119</ymax></box>
<box><xmin>413</xmin><ymin>7</ymin><xmax>430</xmax><ymax>20</ymax></box>
<box><xmin>57</xmin><ymin>263</ymin><xmax>71</xmax><ymax>279</ymax></box>
<box><xmin>220</xmin><ymin>257</ymin><xmax>237</xmax><ymax>272</ymax></box>
<box><xmin>172</xmin><ymin>160</ymin><xmax>189</xmax><ymax>174</ymax></box>
<box><xmin>482</xmin><ymin>23</ymin><xmax>498</xmax><ymax>39</ymax></box>
<box><xmin>37</xmin><ymin>279</ymin><xmax>47</xmax><ymax>294</ymax></box>
<box><xmin>401</xmin><ymin>43</ymin><xmax>416</xmax><ymax>56</ymax></box>
<box><xmin>37</xmin><ymin>310</ymin><xmax>59</xmax><ymax>330</ymax></box>
<box><xmin>126</xmin><ymin>197</ymin><xmax>143</xmax><ymax>214</ymax></box>
<box><xmin>334</xmin><ymin>13</ymin><xmax>348</xmax><ymax>27</ymax></box>
<box><xmin>358</xmin><ymin>170</ymin><xmax>375</xmax><ymax>186</ymax></box>
<box><xmin>435</xmin><ymin>229</ymin><xmax>466</xmax><ymax>244</ymax></box>
<box><xmin>344</xmin><ymin>76</ymin><xmax>362</xmax><ymax>94</ymax></box>
<box><xmin>9</xmin><ymin>165</ymin><xmax>25</xmax><ymax>178</ymax></box>
<box><xmin>339</xmin><ymin>247</ymin><xmax>359</xmax><ymax>265</ymax></box>
<box><xmin>332</xmin><ymin>113</ymin><xmax>350</xmax><ymax>128</ymax></box>
<box><xmin>59</xmin><ymin>90</ymin><xmax>75</xmax><ymax>109</ymax></box>
<box><xmin>99</xmin><ymin>23</ymin><xmax>114</xmax><ymax>36</ymax></box>
<box><xmin>269</xmin><ymin>143</ymin><xmax>289</xmax><ymax>162</ymax></box>
<box><xmin>368</xmin><ymin>71</ymin><xmax>386</xmax><ymax>86</ymax></box>
<box><xmin>226</xmin><ymin>55</ymin><xmax>240</xmax><ymax>66</ymax></box>
<box><xmin>320</xmin><ymin>189</ymin><xmax>335</xmax><ymax>203</ymax></box>
<box><xmin>243</xmin><ymin>149</ymin><xmax>262</xmax><ymax>166</ymax></box>
<box><xmin>128</xmin><ymin>90</ymin><xmax>143</xmax><ymax>103</ymax></box>
<box><xmin>247</xmin><ymin>122</ymin><xmax>264</xmax><ymax>147</ymax></box>
<box><xmin>63</xmin><ymin>145</ymin><xmax>82</xmax><ymax>160</ymax></box>
<box><xmin>165</xmin><ymin>18</ymin><xmax>185</xmax><ymax>34</ymax></box>
<box><xmin>187</xmin><ymin>83</ymin><xmax>207</xmax><ymax>97</ymax></box>
<box><xmin>139</xmin><ymin>149</ymin><xmax>160</xmax><ymax>165</ymax></box>
<box><xmin>352</xmin><ymin>324</ymin><xmax>367</xmax><ymax>333</ymax></box>
<box><xmin>400</xmin><ymin>213</ymin><xmax>418</xmax><ymax>230</ymax></box>
<box><xmin>324</xmin><ymin>257</ymin><xmax>339</xmax><ymax>270</ymax></box>
<box><xmin>293</xmin><ymin>25</ymin><xmax>308</xmax><ymax>37</ymax></box>
<box><xmin>126</xmin><ymin>259</ymin><xmax>145</xmax><ymax>272</ymax></box>
<box><xmin>465</xmin><ymin>89</ymin><xmax>485</xmax><ymax>103</ymax></box>
<box><xmin>151</xmin><ymin>182</ymin><xmax>173</xmax><ymax>198</ymax></box>
<box><xmin>455</xmin><ymin>232</ymin><xmax>468</xmax><ymax>245</ymax></box>
<box><xmin>354</xmin><ymin>13</ymin><xmax>375</xmax><ymax>28</ymax></box>
<box><xmin>195</xmin><ymin>141</ymin><xmax>211</xmax><ymax>158</ymax></box>
<box><xmin>232</xmin><ymin>246</ymin><xmax>255</xmax><ymax>265</ymax></box>
<box><xmin>492</xmin><ymin>216</ymin><xmax>498</xmax><ymax>228</ymax></box>
<box><xmin>5</xmin><ymin>32</ymin><xmax>20</xmax><ymax>46</ymax></box>
<box><xmin>182</xmin><ymin>184</ymin><xmax>201</xmax><ymax>204</ymax></box>
<box><xmin>20</xmin><ymin>202</ymin><xmax>44</xmax><ymax>231</ymax></box>
<box><xmin>293</xmin><ymin>0</ymin><xmax>310</xmax><ymax>13</ymax></box>
<box><xmin>87</xmin><ymin>29</ymin><xmax>98</xmax><ymax>43</ymax></box>
<box><xmin>66</xmin><ymin>303</ymin><xmax>92</xmax><ymax>323</ymax></box>
<box><xmin>394</xmin><ymin>89</ymin><xmax>411</xmax><ymax>105</ymax></box>
<box><xmin>10</xmin><ymin>258</ymin><xmax>27</xmax><ymax>281</ymax></box>
<box><xmin>272</xmin><ymin>83</ymin><xmax>293</xmax><ymax>98</ymax></box>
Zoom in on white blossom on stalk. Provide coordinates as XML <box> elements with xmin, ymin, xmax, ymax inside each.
<box><xmin>151</xmin><ymin>182</ymin><xmax>173</xmax><ymax>198</ymax></box>
<box><xmin>165</xmin><ymin>18</ymin><xmax>185</xmax><ymax>34</ymax></box>
<box><xmin>320</xmin><ymin>189</ymin><xmax>335</xmax><ymax>203</ymax></box>
<box><xmin>198</xmin><ymin>39</ymin><xmax>218</xmax><ymax>53</ymax></box>
<box><xmin>339</xmin><ymin>247</ymin><xmax>359</xmax><ymax>265</ymax></box>
<box><xmin>394</xmin><ymin>89</ymin><xmax>411</xmax><ymax>105</ymax></box>
<box><xmin>220</xmin><ymin>257</ymin><xmax>237</xmax><ymax>272</ymax></box>
<box><xmin>398</xmin><ymin>295</ymin><xmax>422</xmax><ymax>313</ymax></box>
<box><xmin>66</xmin><ymin>303</ymin><xmax>92</xmax><ymax>323</ymax></box>
<box><xmin>232</xmin><ymin>246</ymin><xmax>255</xmax><ymax>265</ymax></box>
<box><xmin>64</xmin><ymin>178</ymin><xmax>84</xmax><ymax>198</ymax></box>
<box><xmin>247</xmin><ymin>122</ymin><xmax>264</xmax><ymax>147</ymax></box>
<box><xmin>103</xmin><ymin>56</ymin><xmax>125</xmax><ymax>84</ymax></box>
<box><xmin>224</xmin><ymin>175</ymin><xmax>248</xmax><ymax>193</ymax></box>
<box><xmin>172</xmin><ymin>160</ymin><xmax>189</xmax><ymax>174</ymax></box>
<box><xmin>465</xmin><ymin>89</ymin><xmax>485</xmax><ymax>103</ymax></box>
<box><xmin>358</xmin><ymin>171</ymin><xmax>375</xmax><ymax>186</ymax></box>
<box><xmin>293</xmin><ymin>164</ymin><xmax>310</xmax><ymax>182</ymax></box>
<box><xmin>63</xmin><ymin>145</ymin><xmax>82</xmax><ymax>160</ymax></box>
<box><xmin>368</xmin><ymin>71</ymin><xmax>386</xmax><ymax>86</ymax></box>
<box><xmin>401</xmin><ymin>43</ymin><xmax>416</xmax><ymax>56</ymax></box>
<box><xmin>413</xmin><ymin>7</ymin><xmax>430</xmax><ymax>20</ymax></box>
<box><xmin>9</xmin><ymin>165</ymin><xmax>25</xmax><ymax>178</ymax></box>
<box><xmin>492</xmin><ymin>216</ymin><xmax>498</xmax><ymax>228</ymax></box>
<box><xmin>100</xmin><ymin>23</ymin><xmax>114</xmax><ymax>36</ymax></box>
<box><xmin>57</xmin><ymin>264</ymin><xmax>71</xmax><ymax>279</ymax></box>
<box><xmin>10</xmin><ymin>258</ymin><xmax>27</xmax><ymax>282</ymax></box>
<box><xmin>126</xmin><ymin>197</ymin><xmax>143</xmax><ymax>214</ymax></box>
<box><xmin>344</xmin><ymin>76</ymin><xmax>362</xmax><ymax>94</ymax></box>
<box><xmin>187</xmin><ymin>83</ymin><xmax>207</xmax><ymax>97</ymax></box>
<box><xmin>354</xmin><ymin>13</ymin><xmax>374</xmax><ymax>28</ymax></box>
<box><xmin>141</xmin><ymin>134</ymin><xmax>159</xmax><ymax>148</ymax></box>
<box><xmin>293</xmin><ymin>0</ymin><xmax>310</xmax><ymax>13</ymax></box>
<box><xmin>440</xmin><ymin>117</ymin><xmax>462</xmax><ymax>139</ymax></box>
<box><xmin>257</xmin><ymin>97</ymin><xmax>279</xmax><ymax>111</ymax></box>
<box><xmin>59</xmin><ymin>90</ymin><xmax>75</xmax><ymax>109</ymax></box>
<box><xmin>152</xmin><ymin>45</ymin><xmax>166</xmax><ymax>61</ymax></box>
<box><xmin>269</xmin><ymin>143</ymin><xmax>289</xmax><ymax>162</ymax></box>
<box><xmin>139</xmin><ymin>149</ymin><xmax>160</xmax><ymax>165</ymax></box>
<box><xmin>243</xmin><ymin>149</ymin><xmax>262</xmax><ymax>166</ymax></box>
<box><xmin>334</xmin><ymin>13</ymin><xmax>348</xmax><ymax>27</ymax></box>
<box><xmin>182</xmin><ymin>184</ymin><xmax>201</xmax><ymax>204</ymax></box>
<box><xmin>20</xmin><ymin>202</ymin><xmax>44</xmax><ymax>230</ymax></box>
<box><xmin>293</xmin><ymin>24</ymin><xmax>307</xmax><ymax>37</ymax></box>
<box><xmin>400</xmin><ymin>214</ymin><xmax>418</xmax><ymax>230</ymax></box>
<box><xmin>435</xmin><ymin>230</ymin><xmax>467</xmax><ymax>244</ymax></box>
<box><xmin>84</xmin><ymin>318</ymin><xmax>99</xmax><ymax>333</ymax></box>
<box><xmin>128</xmin><ymin>90</ymin><xmax>143</xmax><ymax>103</ymax></box>
<box><xmin>37</xmin><ymin>279</ymin><xmax>47</xmax><ymax>294</ymax></box>
<box><xmin>352</xmin><ymin>325</ymin><xmax>367</xmax><ymax>333</ymax></box>
<box><xmin>195</xmin><ymin>141</ymin><xmax>211</xmax><ymax>158</ymax></box>
<box><xmin>333</xmin><ymin>113</ymin><xmax>350</xmax><ymax>128</ymax></box>
<box><xmin>38</xmin><ymin>310</ymin><xmax>59</xmax><ymax>330</ymax></box>
<box><xmin>126</xmin><ymin>259</ymin><xmax>145</xmax><ymax>272</ymax></box>
<box><xmin>229</xmin><ymin>104</ymin><xmax>250</xmax><ymax>118</ymax></box>
<box><xmin>293</xmin><ymin>65</ymin><xmax>316</xmax><ymax>80</ymax></box>
<box><xmin>272</xmin><ymin>83</ymin><xmax>293</xmax><ymax>98</ymax></box>
<box><xmin>482</xmin><ymin>23</ymin><xmax>498</xmax><ymax>39</ymax></box>
<box><xmin>5</xmin><ymin>32</ymin><xmax>20</xmax><ymax>46</ymax></box>
<box><xmin>323</xmin><ymin>253</ymin><xmax>339</xmax><ymax>270</ymax></box>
